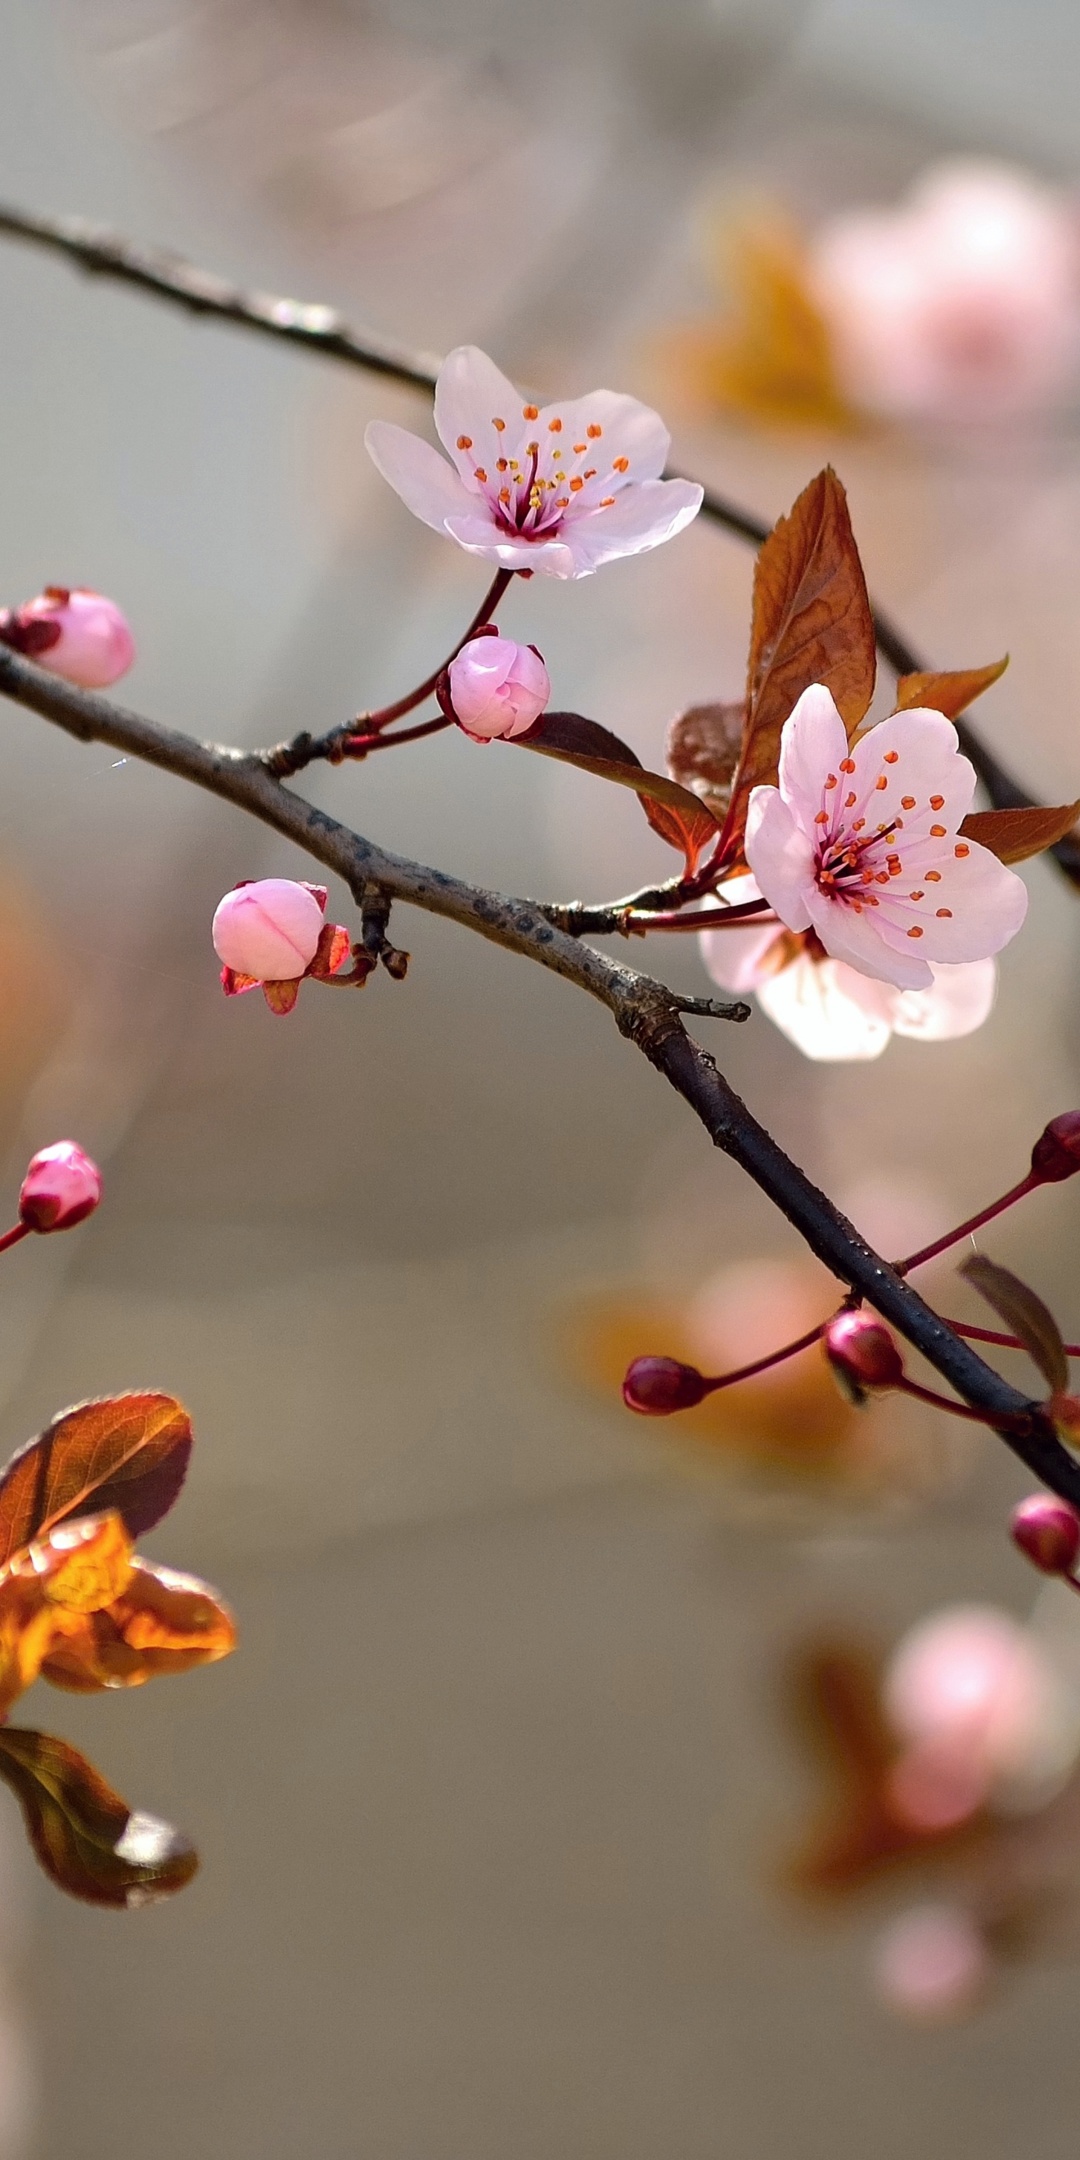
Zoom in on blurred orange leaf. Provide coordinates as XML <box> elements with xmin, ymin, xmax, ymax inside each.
<box><xmin>959</xmin><ymin>801</ymin><xmax>1080</xmax><ymax>864</ymax></box>
<box><xmin>723</xmin><ymin>470</ymin><xmax>876</xmax><ymax>850</ymax></box>
<box><xmin>0</xmin><ymin>1393</ymin><xmax>192</xmax><ymax>1562</ymax></box>
<box><xmin>0</xmin><ymin>1727</ymin><xmax>198</xmax><ymax>1906</ymax></box>
<box><xmin>895</xmin><ymin>658</ymin><xmax>1007</xmax><ymax>719</ymax></box>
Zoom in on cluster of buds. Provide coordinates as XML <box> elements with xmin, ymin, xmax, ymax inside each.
<box><xmin>0</xmin><ymin>587</ymin><xmax>134</xmax><ymax>689</ymax></box>
<box><xmin>438</xmin><ymin>625</ymin><xmax>550</xmax><ymax>743</ymax></box>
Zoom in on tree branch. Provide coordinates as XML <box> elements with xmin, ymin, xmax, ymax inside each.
<box><xmin>1</xmin><ymin>196</ymin><xmax>1076</xmax><ymax>888</ymax></box>
<box><xmin>0</xmin><ymin>639</ymin><xmax>1073</xmax><ymax>1504</ymax></box>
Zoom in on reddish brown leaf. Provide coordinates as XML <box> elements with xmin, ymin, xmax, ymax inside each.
<box><xmin>0</xmin><ymin>1393</ymin><xmax>192</xmax><ymax>1564</ymax></box>
<box><xmin>41</xmin><ymin>1555</ymin><xmax>237</xmax><ymax>1694</ymax></box>
<box><xmin>724</xmin><ymin>469</ymin><xmax>876</xmax><ymax>848</ymax></box>
<box><xmin>516</xmin><ymin>710</ymin><xmax>722</xmax><ymax>873</ymax></box>
<box><xmin>0</xmin><ymin>1727</ymin><xmax>197</xmax><ymax>1905</ymax></box>
<box><xmin>895</xmin><ymin>658</ymin><xmax>1008</xmax><ymax>719</ymax></box>
<box><xmin>958</xmin><ymin>801</ymin><xmax>1080</xmax><ymax>865</ymax></box>
<box><xmin>961</xmin><ymin>1255</ymin><xmax>1068</xmax><ymax>1396</ymax></box>
<box><xmin>665</xmin><ymin>700</ymin><xmax>747</xmax><ymax>813</ymax></box>
<box><xmin>261</xmin><ymin>978</ymin><xmax>302</xmax><ymax>1015</ymax></box>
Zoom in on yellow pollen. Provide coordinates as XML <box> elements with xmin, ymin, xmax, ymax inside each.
<box><xmin>929</xmin><ymin>794</ymin><xmax>945</xmax><ymax>810</ymax></box>
<box><xmin>587</xmin><ymin>423</ymin><xmax>602</xmax><ymax>438</ymax></box>
<box><xmin>883</xmin><ymin>750</ymin><xmax>899</xmax><ymax>764</ymax></box>
<box><xmin>907</xmin><ymin>926</ymin><xmax>924</xmax><ymax>938</ymax></box>
<box><xmin>527</xmin><ymin>441</ymin><xmax>539</xmax><ymax>455</ymax></box>
<box><xmin>523</xmin><ymin>405</ymin><xmax>539</xmax><ymax>420</ymax></box>
<box><xmin>936</xmin><ymin>908</ymin><xmax>953</xmax><ymax>918</ymax></box>
<box><xmin>955</xmin><ymin>843</ymin><xmax>970</xmax><ymax>858</ymax></box>
<box><xmin>612</xmin><ymin>456</ymin><xmax>629</xmax><ymax>472</ymax></box>
<box><xmin>509</xmin><ymin>459</ymin><xmax>521</xmax><ymax>472</ymax></box>
<box><xmin>930</xmin><ymin>824</ymin><xmax>947</xmax><ymax>838</ymax></box>
<box><xmin>839</xmin><ymin>758</ymin><xmax>856</xmax><ymax>774</ymax></box>
<box><xmin>901</xmin><ymin>795</ymin><xmax>916</xmax><ymax>809</ymax></box>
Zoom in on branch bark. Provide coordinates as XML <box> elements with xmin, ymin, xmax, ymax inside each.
<box><xmin>0</xmin><ymin>639</ymin><xmax>1073</xmax><ymax>1506</ymax></box>
<box><xmin>1</xmin><ymin>198</ymin><xmax>1077</xmax><ymax>885</ymax></box>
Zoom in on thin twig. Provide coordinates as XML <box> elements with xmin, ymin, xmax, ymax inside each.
<box><xmin>0</xmin><ymin>639</ymin><xmax>1072</xmax><ymax>1505</ymax></box>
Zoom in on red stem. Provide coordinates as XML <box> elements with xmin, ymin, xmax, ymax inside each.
<box><xmin>896</xmin><ymin>1373</ymin><xmax>1033</xmax><ymax>1433</ymax></box>
<box><xmin>0</xmin><ymin>1223</ymin><xmax>29</xmax><ymax>1255</ymax></box>
<box><xmin>895</xmin><ymin>1174</ymin><xmax>1040</xmax><ymax>1275</ymax></box>
<box><xmin>358</xmin><ymin>567</ymin><xmax>513</xmax><ymax>732</ymax></box>
<box><xmin>344</xmin><ymin>714</ymin><xmax>451</xmax><ymax>757</ymax></box>
<box><xmin>635</xmin><ymin>899</ymin><xmax>778</xmax><ymax>933</ymax></box>
<box><xmin>697</xmin><ymin>1322</ymin><xmax>825</xmax><ymax>1395</ymax></box>
<box><xmin>949</xmin><ymin>1318</ymin><xmax>1080</xmax><ymax>1356</ymax></box>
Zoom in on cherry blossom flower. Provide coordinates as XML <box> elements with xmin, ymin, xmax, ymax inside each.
<box><xmin>0</xmin><ymin>588</ymin><xmax>135</xmax><ymax>688</ymax></box>
<box><xmin>743</xmin><ymin>684</ymin><xmax>1027</xmax><ymax>996</ymax></box>
<box><xmin>700</xmin><ymin>872</ymin><xmax>999</xmax><ymax>1061</ymax></box>
<box><xmin>212</xmin><ymin>879</ymin><xmax>352</xmax><ymax>1015</ymax></box>
<box><xmin>809</xmin><ymin>161</ymin><xmax>1080</xmax><ymax>422</ymax></box>
<box><xmin>365</xmin><ymin>345</ymin><xmax>703</xmax><ymax>578</ymax></box>
<box><xmin>446</xmin><ymin>634</ymin><xmax>549</xmax><ymax>741</ymax></box>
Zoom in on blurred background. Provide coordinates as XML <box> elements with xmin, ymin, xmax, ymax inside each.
<box><xmin>0</xmin><ymin>0</ymin><xmax>1080</xmax><ymax>2152</ymax></box>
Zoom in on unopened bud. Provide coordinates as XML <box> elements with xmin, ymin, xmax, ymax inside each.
<box><xmin>823</xmin><ymin>1308</ymin><xmax>905</xmax><ymax>1401</ymax></box>
<box><xmin>0</xmin><ymin>588</ymin><xmax>135</xmax><ymax>689</ymax></box>
<box><xmin>19</xmin><ymin>1141</ymin><xmax>102</xmax><ymax>1232</ymax></box>
<box><xmin>622</xmin><ymin>1356</ymin><xmax>709</xmax><ymax>1415</ymax></box>
<box><xmin>1030</xmin><ymin>1111</ymin><xmax>1080</xmax><ymax>1183</ymax></box>
<box><xmin>1010</xmin><ymin>1493</ymin><xmax>1080</xmax><ymax>1576</ymax></box>
<box><xmin>445</xmin><ymin>635</ymin><xmax>550</xmax><ymax>742</ymax></box>
<box><xmin>212</xmin><ymin>879</ymin><xmax>326</xmax><ymax>982</ymax></box>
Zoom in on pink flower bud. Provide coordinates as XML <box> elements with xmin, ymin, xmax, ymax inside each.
<box><xmin>212</xmin><ymin>879</ymin><xmax>326</xmax><ymax>983</ymax></box>
<box><xmin>18</xmin><ymin>1141</ymin><xmax>102</xmax><ymax>1233</ymax></box>
<box><xmin>823</xmin><ymin>1309</ymin><xmax>905</xmax><ymax>1400</ymax></box>
<box><xmin>1030</xmin><ymin>1111</ymin><xmax>1080</xmax><ymax>1183</ymax></box>
<box><xmin>0</xmin><ymin>588</ymin><xmax>135</xmax><ymax>689</ymax></box>
<box><xmin>622</xmin><ymin>1356</ymin><xmax>709</xmax><ymax>1415</ymax></box>
<box><xmin>1011</xmin><ymin>1493</ymin><xmax>1080</xmax><ymax>1576</ymax></box>
<box><xmin>446</xmin><ymin>636</ymin><xmax>550</xmax><ymax>742</ymax></box>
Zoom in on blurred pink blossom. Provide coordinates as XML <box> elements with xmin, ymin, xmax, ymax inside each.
<box><xmin>366</xmin><ymin>345</ymin><xmax>703</xmax><ymax>578</ymax></box>
<box><xmin>447</xmin><ymin>636</ymin><xmax>549</xmax><ymax>741</ymax></box>
<box><xmin>810</xmin><ymin>161</ymin><xmax>1080</xmax><ymax>422</ymax></box>
<box><xmin>884</xmin><ymin>1606</ymin><xmax>1057</xmax><ymax>1798</ymax></box>
<box><xmin>0</xmin><ymin>587</ymin><xmax>135</xmax><ymax>688</ymax></box>
<box><xmin>873</xmin><ymin>1904</ymin><xmax>991</xmax><ymax>2020</ymax></box>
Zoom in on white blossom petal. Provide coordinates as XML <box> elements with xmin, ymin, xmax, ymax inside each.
<box><xmin>744</xmin><ymin>788</ymin><xmax>815</xmax><ymax>932</ymax></box>
<box><xmin>777</xmin><ymin>683</ymin><xmax>851</xmax><ymax>810</ymax></box>
<box><xmin>697</xmin><ymin>876</ymin><xmax>784</xmax><ymax>991</ymax></box>
<box><xmin>804</xmin><ymin>883</ymin><xmax>933</xmax><ymax>988</ymax></box>
<box><xmin>757</xmin><ymin>954</ymin><xmax>895</xmax><ymax>1060</ymax></box>
<box><xmin>433</xmin><ymin>346</ymin><xmax>525</xmax><ymax>477</ymax></box>
<box><xmin>442</xmin><ymin>515</ymin><xmax>577</xmax><ymax>576</ymax></box>
<box><xmin>364</xmin><ymin>421</ymin><xmax>475</xmax><ymax>533</ymax></box>
<box><xmin>891</xmin><ymin>959</ymin><xmax>998</xmax><ymax>1040</ymax></box>
<box><xmin>537</xmin><ymin>390</ymin><xmax>671</xmax><ymax>483</ymax></box>
<box><xmin>561</xmin><ymin>479</ymin><xmax>704</xmax><ymax>573</ymax></box>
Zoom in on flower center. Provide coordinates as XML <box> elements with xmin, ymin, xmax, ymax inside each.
<box><xmin>455</xmin><ymin>409</ymin><xmax>628</xmax><ymax>542</ymax></box>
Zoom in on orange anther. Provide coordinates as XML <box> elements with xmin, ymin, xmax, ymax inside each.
<box><xmin>929</xmin><ymin>794</ymin><xmax>945</xmax><ymax>810</ymax></box>
<box><xmin>907</xmin><ymin>926</ymin><xmax>924</xmax><ymax>938</ymax></box>
<box><xmin>523</xmin><ymin>405</ymin><xmax>539</xmax><ymax>420</ymax></box>
<box><xmin>930</xmin><ymin>824</ymin><xmax>947</xmax><ymax>837</ymax></box>
<box><xmin>814</xmin><ymin>810</ymin><xmax>830</xmax><ymax>825</ymax></box>
<box><xmin>457</xmin><ymin>435</ymin><xmax>473</xmax><ymax>450</ymax></box>
<box><xmin>884</xmin><ymin>750</ymin><xmax>899</xmax><ymax>764</ymax></box>
<box><xmin>845</xmin><ymin>791</ymin><xmax>857</xmax><ymax>808</ymax></box>
<box><xmin>569</xmin><ymin>476</ymin><xmax>584</xmax><ymax>491</ymax></box>
<box><xmin>573</xmin><ymin>443</ymin><xmax>587</xmax><ymax>454</ymax></box>
<box><xmin>901</xmin><ymin>795</ymin><xmax>916</xmax><ymax>809</ymax></box>
<box><xmin>600</xmin><ymin>496</ymin><xmax>615</xmax><ymax>507</ymax></box>
<box><xmin>492</xmin><ymin>417</ymin><xmax>506</xmax><ymax>431</ymax></box>
<box><xmin>955</xmin><ymin>843</ymin><xmax>970</xmax><ymax>857</ymax></box>
<box><xmin>925</xmin><ymin>870</ymin><xmax>942</xmax><ymax>882</ymax></box>
<box><xmin>612</xmin><ymin>455</ymin><xmax>629</xmax><ymax>472</ymax></box>
<box><xmin>908</xmin><ymin>890</ymin><xmax>924</xmax><ymax>900</ymax></box>
<box><xmin>497</xmin><ymin>458</ymin><xmax>508</xmax><ymax>472</ymax></box>
<box><xmin>875</xmin><ymin>775</ymin><xmax>888</xmax><ymax>791</ymax></box>
<box><xmin>824</xmin><ymin>773</ymin><xmax>838</xmax><ymax>789</ymax></box>
<box><xmin>839</xmin><ymin>758</ymin><xmax>855</xmax><ymax>774</ymax></box>
<box><xmin>499</xmin><ymin>488</ymin><xmax>511</xmax><ymax>505</ymax></box>
<box><xmin>584</xmin><ymin>468</ymin><xmax>597</xmax><ymax>480</ymax></box>
<box><xmin>587</xmin><ymin>423</ymin><xmax>603</xmax><ymax>438</ymax></box>
<box><xmin>548</xmin><ymin>417</ymin><xmax>563</xmax><ymax>432</ymax></box>
<box><xmin>936</xmin><ymin>908</ymin><xmax>953</xmax><ymax>918</ymax></box>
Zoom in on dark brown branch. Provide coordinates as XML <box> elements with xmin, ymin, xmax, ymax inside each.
<box><xmin>0</xmin><ymin>639</ymin><xmax>1073</xmax><ymax>1505</ymax></box>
